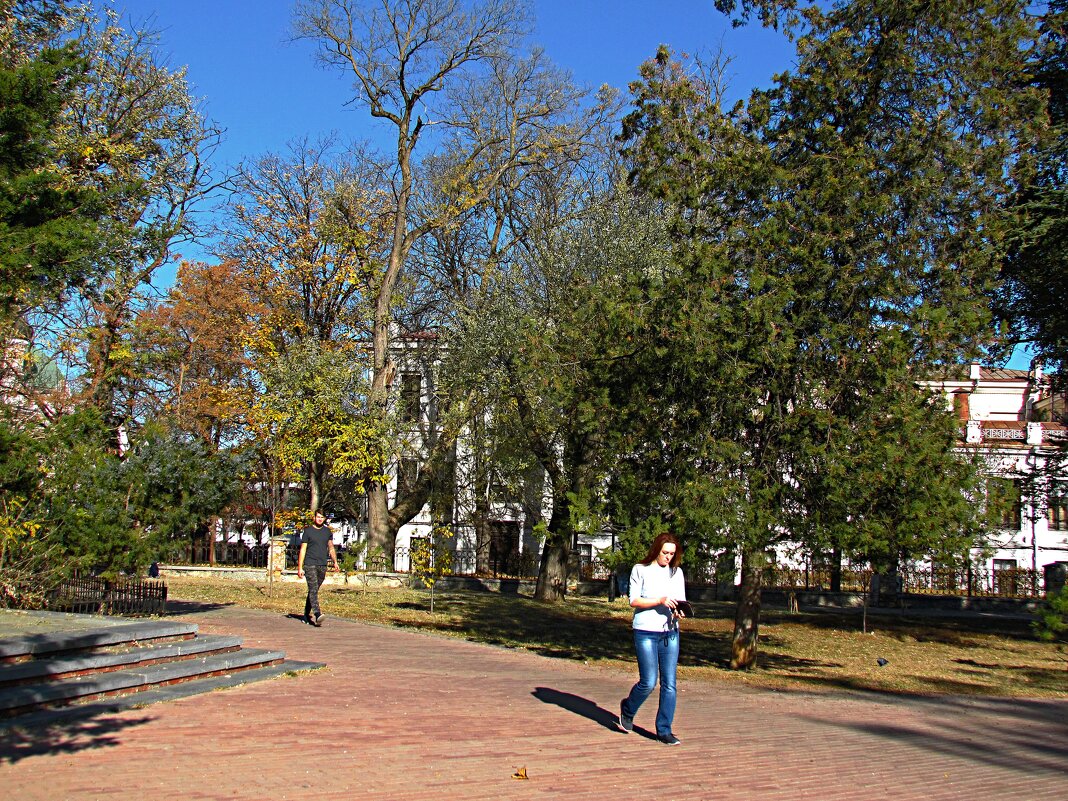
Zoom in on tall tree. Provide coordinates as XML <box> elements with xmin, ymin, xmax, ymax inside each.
<box><xmin>623</xmin><ymin>0</ymin><xmax>1043</xmax><ymax>667</ymax></box>
<box><xmin>221</xmin><ymin>137</ymin><xmax>389</xmax><ymax>510</ymax></box>
<box><xmin>133</xmin><ymin>259</ymin><xmax>261</xmax><ymax>448</ymax></box>
<box><xmin>453</xmin><ymin>189</ymin><xmax>671</xmax><ymax>599</ymax></box>
<box><xmin>1001</xmin><ymin>1</ymin><xmax>1068</xmax><ymax>383</ymax></box>
<box><xmin>0</xmin><ymin>0</ymin><xmax>102</xmax><ymax>316</ymax></box>
<box><xmin>27</xmin><ymin>6</ymin><xmax>221</xmax><ymax>438</ymax></box>
<box><xmin>293</xmin><ymin>0</ymin><xmax>612</xmax><ymax>564</ymax></box>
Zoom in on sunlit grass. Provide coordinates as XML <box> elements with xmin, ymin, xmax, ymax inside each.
<box><xmin>165</xmin><ymin>575</ymin><xmax>1067</xmax><ymax>699</ymax></box>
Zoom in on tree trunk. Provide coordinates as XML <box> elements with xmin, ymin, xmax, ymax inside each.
<box><xmin>534</xmin><ymin>499</ymin><xmax>571</xmax><ymax>602</ymax></box>
<box><xmin>474</xmin><ymin>495</ymin><xmax>491</xmax><ymax>575</ymax></box>
<box><xmin>730</xmin><ymin>550</ymin><xmax>763</xmax><ymax>669</ymax></box>
<box><xmin>534</xmin><ymin>539</ymin><xmax>570</xmax><ymax>601</ymax></box>
<box><xmin>309</xmin><ymin>460</ymin><xmax>324</xmax><ymax>513</ymax></box>
<box><xmin>367</xmin><ymin>481</ymin><xmax>394</xmax><ymax>568</ymax></box>
<box><xmin>830</xmin><ymin>546</ymin><xmax>842</xmax><ymax>593</ymax></box>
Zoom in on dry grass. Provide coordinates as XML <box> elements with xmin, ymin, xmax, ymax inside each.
<box><xmin>165</xmin><ymin>575</ymin><xmax>1068</xmax><ymax>700</ymax></box>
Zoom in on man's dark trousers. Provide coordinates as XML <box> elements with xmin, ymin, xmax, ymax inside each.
<box><xmin>304</xmin><ymin>564</ymin><xmax>327</xmax><ymax>620</ymax></box>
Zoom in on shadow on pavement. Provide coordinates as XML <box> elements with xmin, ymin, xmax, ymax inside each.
<box><xmin>532</xmin><ymin>686</ymin><xmax>620</xmax><ymax>732</ymax></box>
<box><xmin>801</xmin><ymin>700</ymin><xmax>1068</xmax><ymax>778</ymax></box>
<box><xmin>531</xmin><ymin>686</ymin><xmax>658</xmax><ymax>740</ymax></box>
<box><xmin>0</xmin><ymin>712</ymin><xmax>155</xmax><ymax>765</ymax></box>
<box><xmin>164</xmin><ymin>599</ymin><xmax>234</xmax><ymax>616</ymax></box>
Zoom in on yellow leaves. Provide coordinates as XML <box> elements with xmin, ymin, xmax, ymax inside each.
<box><xmin>275</xmin><ymin>508</ymin><xmax>313</xmax><ymax>532</ymax></box>
<box><xmin>0</xmin><ymin>496</ymin><xmax>41</xmax><ymax>549</ymax></box>
<box><xmin>110</xmin><ymin>343</ymin><xmax>135</xmax><ymax>363</ymax></box>
<box><xmin>408</xmin><ymin>525</ymin><xmax>456</xmax><ymax>589</ymax></box>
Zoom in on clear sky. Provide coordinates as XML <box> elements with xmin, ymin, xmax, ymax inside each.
<box><xmin>110</xmin><ymin>0</ymin><xmax>796</xmax><ymax>170</ymax></box>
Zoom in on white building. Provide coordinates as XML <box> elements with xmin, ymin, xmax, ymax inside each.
<box><xmin>923</xmin><ymin>364</ymin><xmax>1067</xmax><ymax>585</ymax></box>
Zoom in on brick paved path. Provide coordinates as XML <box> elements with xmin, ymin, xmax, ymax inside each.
<box><xmin>1</xmin><ymin>601</ymin><xmax>1065</xmax><ymax>800</ymax></box>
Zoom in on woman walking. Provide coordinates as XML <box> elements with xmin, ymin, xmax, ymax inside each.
<box><xmin>618</xmin><ymin>532</ymin><xmax>686</xmax><ymax>745</ymax></box>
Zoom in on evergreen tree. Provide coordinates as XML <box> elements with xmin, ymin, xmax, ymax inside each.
<box><xmin>621</xmin><ymin>1</ymin><xmax>1043</xmax><ymax>667</ymax></box>
<box><xmin>0</xmin><ymin>1</ymin><xmax>101</xmax><ymax>314</ymax></box>
<box><xmin>1001</xmin><ymin>1</ymin><xmax>1068</xmax><ymax>383</ymax></box>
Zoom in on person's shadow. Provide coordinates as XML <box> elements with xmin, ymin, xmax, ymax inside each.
<box><xmin>531</xmin><ymin>687</ymin><xmax>657</xmax><ymax>739</ymax></box>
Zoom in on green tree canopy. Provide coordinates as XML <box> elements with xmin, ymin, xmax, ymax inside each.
<box><xmin>1001</xmin><ymin>1</ymin><xmax>1068</xmax><ymax>382</ymax></box>
<box><xmin>620</xmin><ymin>0</ymin><xmax>1043</xmax><ymax>667</ymax></box>
<box><xmin>0</xmin><ymin>2</ymin><xmax>102</xmax><ymax>314</ymax></box>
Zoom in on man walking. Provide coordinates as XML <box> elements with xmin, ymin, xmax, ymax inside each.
<box><xmin>297</xmin><ymin>510</ymin><xmax>338</xmax><ymax>626</ymax></box>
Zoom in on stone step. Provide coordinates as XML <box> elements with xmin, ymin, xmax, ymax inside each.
<box><xmin>0</xmin><ymin>618</ymin><xmax>199</xmax><ymax>663</ymax></box>
<box><xmin>0</xmin><ymin>647</ymin><xmax>286</xmax><ymax>717</ymax></box>
<box><xmin>0</xmin><ymin>659</ymin><xmax>325</xmax><ymax>731</ymax></box>
<box><xmin>0</xmin><ymin>634</ymin><xmax>245</xmax><ymax>688</ymax></box>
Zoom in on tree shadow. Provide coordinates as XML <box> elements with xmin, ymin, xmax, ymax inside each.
<box><xmin>952</xmin><ymin>658</ymin><xmax>1068</xmax><ymax>693</ymax></box>
<box><xmin>798</xmin><ymin>696</ymin><xmax>1068</xmax><ymax>777</ymax></box>
<box><xmin>0</xmin><ymin>709</ymin><xmax>155</xmax><ymax>764</ymax></box>
<box><xmin>387</xmin><ymin>594</ymin><xmax>639</xmax><ymax>662</ymax></box>
<box><xmin>784</xmin><ymin>607</ymin><xmax>1037</xmax><ymax>643</ymax></box>
<box><xmin>164</xmin><ymin>599</ymin><xmax>234</xmax><ymax>616</ymax></box>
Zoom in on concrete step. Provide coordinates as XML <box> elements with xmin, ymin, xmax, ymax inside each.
<box><xmin>0</xmin><ymin>647</ymin><xmax>286</xmax><ymax>717</ymax></box>
<box><xmin>0</xmin><ymin>634</ymin><xmax>244</xmax><ymax>688</ymax></box>
<box><xmin>0</xmin><ymin>618</ymin><xmax>199</xmax><ymax>662</ymax></box>
<box><xmin>0</xmin><ymin>659</ymin><xmax>326</xmax><ymax>731</ymax></box>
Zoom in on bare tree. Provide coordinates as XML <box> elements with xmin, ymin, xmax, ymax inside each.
<box><xmin>294</xmin><ymin>0</ymin><xmax>613</xmax><ymax>563</ymax></box>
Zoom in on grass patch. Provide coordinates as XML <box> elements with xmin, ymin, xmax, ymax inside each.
<box><xmin>165</xmin><ymin>575</ymin><xmax>1068</xmax><ymax>699</ymax></box>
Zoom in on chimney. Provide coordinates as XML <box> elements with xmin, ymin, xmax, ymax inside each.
<box><xmin>952</xmin><ymin>389</ymin><xmax>971</xmax><ymax>421</ymax></box>
<box><xmin>1027</xmin><ymin>422</ymin><xmax>1043</xmax><ymax>446</ymax></box>
<box><xmin>969</xmin><ymin>363</ymin><xmax>982</xmax><ymax>382</ymax></box>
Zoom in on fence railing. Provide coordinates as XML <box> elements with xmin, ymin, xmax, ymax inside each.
<box><xmin>762</xmin><ymin>564</ymin><xmax>1046</xmax><ymax>598</ymax></box>
<box><xmin>388</xmin><ymin>547</ymin><xmax>541</xmax><ymax>579</ymax></box>
<box><xmin>181</xmin><ymin>542</ymin><xmax>270</xmax><ymax>568</ymax></box>
<box><xmin>167</xmin><ymin>538</ymin><xmax>1047</xmax><ymax>599</ymax></box>
<box><xmin>48</xmin><ymin>575</ymin><xmax>167</xmax><ymax>616</ymax></box>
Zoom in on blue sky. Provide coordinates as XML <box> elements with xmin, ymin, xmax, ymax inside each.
<box><xmin>112</xmin><ymin>0</ymin><xmax>796</xmax><ymax>169</ymax></box>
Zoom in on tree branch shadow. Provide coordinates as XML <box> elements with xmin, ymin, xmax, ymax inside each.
<box><xmin>0</xmin><ymin>709</ymin><xmax>155</xmax><ymax>764</ymax></box>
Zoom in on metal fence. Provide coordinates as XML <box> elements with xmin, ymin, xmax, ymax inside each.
<box><xmin>48</xmin><ymin>574</ymin><xmax>167</xmax><ymax>616</ymax></box>
<box><xmin>168</xmin><ymin>538</ymin><xmax>1048</xmax><ymax>599</ymax></box>
<box><xmin>762</xmin><ymin>564</ymin><xmax>1046</xmax><ymax>598</ymax></box>
<box><xmin>183</xmin><ymin>542</ymin><xmax>270</xmax><ymax>568</ymax></box>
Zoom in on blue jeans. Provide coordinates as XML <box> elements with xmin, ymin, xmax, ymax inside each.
<box><xmin>622</xmin><ymin>629</ymin><xmax>679</xmax><ymax>737</ymax></box>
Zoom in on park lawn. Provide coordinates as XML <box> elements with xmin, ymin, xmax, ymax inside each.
<box><xmin>165</xmin><ymin>575</ymin><xmax>1067</xmax><ymax>700</ymax></box>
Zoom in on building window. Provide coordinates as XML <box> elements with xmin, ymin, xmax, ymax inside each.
<box><xmin>397</xmin><ymin>458</ymin><xmax>419</xmax><ymax>500</ymax></box>
<box><xmin>488</xmin><ymin>521</ymin><xmax>520</xmax><ymax>576</ymax></box>
<box><xmin>993</xmin><ymin>558</ymin><xmax>1020</xmax><ymax>596</ymax></box>
<box><xmin>1048</xmin><ymin>485</ymin><xmax>1068</xmax><ymax>531</ymax></box>
<box><xmin>400</xmin><ymin>373</ymin><xmax>421</xmax><ymax>423</ymax></box>
<box><xmin>988</xmin><ymin>477</ymin><xmax>1021</xmax><ymax>529</ymax></box>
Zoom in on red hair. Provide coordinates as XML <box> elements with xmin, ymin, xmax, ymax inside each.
<box><xmin>639</xmin><ymin>533</ymin><xmax>682</xmax><ymax>569</ymax></box>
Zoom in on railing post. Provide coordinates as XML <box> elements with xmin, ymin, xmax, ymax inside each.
<box><xmin>268</xmin><ymin>536</ymin><xmax>288</xmax><ymax>582</ymax></box>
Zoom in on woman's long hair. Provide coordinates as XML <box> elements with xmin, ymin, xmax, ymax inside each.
<box><xmin>638</xmin><ymin>532</ymin><xmax>682</xmax><ymax>570</ymax></box>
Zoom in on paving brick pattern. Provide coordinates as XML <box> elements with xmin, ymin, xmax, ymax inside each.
<box><xmin>1</xmin><ymin>602</ymin><xmax>1065</xmax><ymax>800</ymax></box>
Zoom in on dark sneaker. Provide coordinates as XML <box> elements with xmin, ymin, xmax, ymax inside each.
<box><xmin>618</xmin><ymin>701</ymin><xmax>633</xmax><ymax>733</ymax></box>
<box><xmin>312</xmin><ymin>613</ymin><xmax>323</xmax><ymax>627</ymax></box>
<box><xmin>658</xmin><ymin>733</ymin><xmax>682</xmax><ymax>746</ymax></box>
